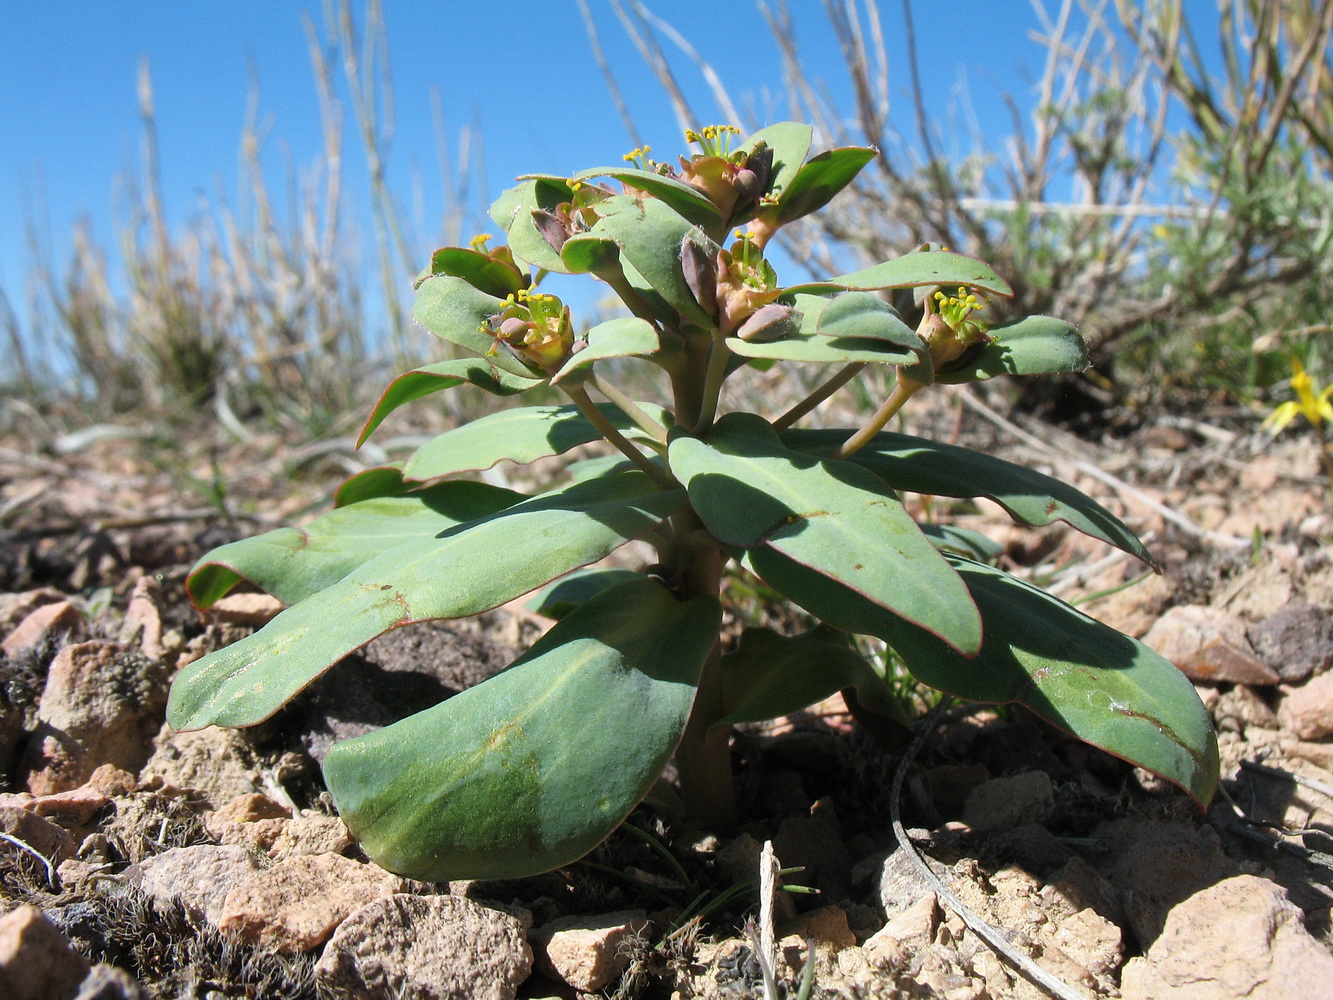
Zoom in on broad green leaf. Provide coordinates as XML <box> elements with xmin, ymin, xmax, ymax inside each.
<box><xmin>782</xmin><ymin>427</ymin><xmax>1154</xmax><ymax>566</ymax></box>
<box><xmin>715</xmin><ymin>625</ymin><xmax>907</xmax><ymax>729</ymax></box>
<box><xmin>186</xmin><ymin>480</ymin><xmax>526</xmax><ymax>609</ymax></box>
<box><xmin>574</xmin><ymin>166</ymin><xmax>724</xmax><ymax>229</ymax></box>
<box><xmin>740</xmin><ymin>122</ymin><xmax>813</xmax><ymax>199</ymax></box>
<box><xmin>560</xmin><ymin>231</ymin><xmax>621</xmax><ymax>274</ymax></box>
<box><xmin>593</xmin><ymin>196</ymin><xmax>718</xmax><ymax>327</ymax></box>
<box><xmin>785</xmin><ymin>249</ymin><xmax>1013</xmax><ymax>298</ymax></box>
<box><xmin>491</xmin><ymin>177</ymin><xmax>577</xmax><ymax>273</ymax></box>
<box><xmin>358</xmin><ymin>359</ymin><xmax>542</xmax><ymax>446</ymax></box>
<box><xmin>870</xmin><ymin>557</ymin><xmax>1220</xmax><ymax>806</ymax></box>
<box><xmin>725</xmin><ymin>292</ymin><xmax>925</xmax><ymax>365</ymax></box>
<box><xmin>324</xmin><ymin>576</ymin><xmax>722</xmax><ymax>881</ymax></box>
<box><xmin>919</xmin><ymin>523</ymin><xmax>1005</xmax><ymax>563</ymax></box>
<box><xmin>526</xmin><ymin>567</ymin><xmax>644</xmax><ymax>619</ymax></box>
<box><xmin>412</xmin><ymin>275</ymin><xmax>542</xmax><ymax>378</ymax></box>
<box><xmin>667</xmin><ymin>412</ymin><xmax>980</xmax><ymax>654</ymax></box>
<box><xmin>775</xmin><ymin>146</ymin><xmax>877</xmax><ymax>225</ymax></box>
<box><xmin>551</xmin><ymin>317</ymin><xmax>661</xmax><ymax>384</ymax></box>
<box><xmin>420</xmin><ymin>246</ymin><xmax>525</xmax><ymax>298</ymax></box>
<box><xmin>934</xmin><ymin>315</ymin><xmax>1089</xmax><ymax>382</ymax></box>
<box><xmin>334</xmin><ymin>465</ymin><xmax>409</xmax><ymax>508</ymax></box>
<box><xmin>167</xmin><ymin>473</ymin><xmax>684</xmax><ymax>731</ymax></box>
<box><xmin>403</xmin><ymin>402</ymin><xmax>668</xmax><ymax>481</ymax></box>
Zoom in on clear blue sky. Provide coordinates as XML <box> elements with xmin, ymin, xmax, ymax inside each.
<box><xmin>0</xmin><ymin>1</ymin><xmax>1042</xmax><ymax>347</ymax></box>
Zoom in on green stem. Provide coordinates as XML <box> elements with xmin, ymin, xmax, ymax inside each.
<box><xmin>587</xmin><ymin>373</ymin><xmax>669</xmax><ymax>445</ymax></box>
<box><xmin>833</xmin><ymin>376</ymin><xmax>924</xmax><ymax>459</ymax></box>
<box><xmin>773</xmin><ymin>362</ymin><xmax>867</xmax><ymax>432</ymax></box>
<box><xmin>670</xmin><ymin>531</ymin><xmax>736</xmax><ymax>832</ymax></box>
<box><xmin>593</xmin><ymin>259</ymin><xmax>659</xmax><ymax>324</ymax></box>
<box><xmin>563</xmin><ymin>385</ymin><xmax>676</xmax><ymax>488</ymax></box>
<box><xmin>690</xmin><ymin>332</ymin><xmax>732</xmax><ymax>434</ymax></box>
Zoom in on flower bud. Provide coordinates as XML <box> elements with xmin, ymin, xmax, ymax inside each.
<box><xmin>735</xmin><ymin>302</ymin><xmax>801</xmax><ymax>342</ymax></box>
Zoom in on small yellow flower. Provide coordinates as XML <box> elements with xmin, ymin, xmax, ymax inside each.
<box><xmin>1264</xmin><ymin>358</ymin><xmax>1333</xmax><ymax>434</ymax></box>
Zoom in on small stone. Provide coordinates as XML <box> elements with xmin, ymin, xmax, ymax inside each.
<box><xmin>73</xmin><ymin>964</ymin><xmax>146</xmax><ymax>999</ymax></box>
<box><xmin>961</xmin><ymin>771</ymin><xmax>1054</xmax><ymax>834</ymax></box>
<box><xmin>1279</xmin><ymin>672</ymin><xmax>1333</xmax><ymax>741</ymax></box>
<box><xmin>205</xmin><ymin>593</ymin><xmax>284</xmax><ymax>627</ymax></box>
<box><xmin>0</xmin><ymin>805</ymin><xmax>76</xmax><ymax>862</ymax></box>
<box><xmin>875</xmin><ymin>845</ymin><xmax>936</xmax><ymax>918</ymax></box>
<box><xmin>715</xmin><ymin>832</ymin><xmax>763</xmax><ymax>884</ymax></box>
<box><xmin>0</xmin><ymin>904</ymin><xmax>91</xmax><ymax>1000</ymax></box>
<box><xmin>268</xmin><ymin>814</ymin><xmax>351</xmax><ymax>859</ymax></box>
<box><xmin>865</xmin><ymin>892</ymin><xmax>939</xmax><ymax>966</ymax></box>
<box><xmin>316</xmin><ymin>893</ymin><xmax>532</xmax><ymax>1000</ymax></box>
<box><xmin>533</xmin><ymin>909</ymin><xmax>649</xmax><ymax>992</ymax></box>
<box><xmin>1249</xmin><ymin>602</ymin><xmax>1333</xmax><ymax>682</ymax></box>
<box><xmin>1213</xmin><ymin>684</ymin><xmax>1279</xmax><ymax>732</ymax></box>
<box><xmin>779</xmin><ymin>905</ymin><xmax>857</xmax><ymax>950</ymax></box>
<box><xmin>1121</xmin><ymin>875</ymin><xmax>1333</xmax><ymax>1000</ymax></box>
<box><xmin>1142</xmin><ymin>606</ymin><xmax>1279</xmax><ymax>685</ymax></box>
<box><xmin>0</xmin><ymin>588</ymin><xmax>66</xmax><ymax>634</ymax></box>
<box><xmin>215</xmin><ymin>852</ymin><xmax>405</xmax><ymax>952</ymax></box>
<box><xmin>134</xmin><ymin>844</ymin><xmax>266</xmax><ymax>926</ymax></box>
<box><xmin>986</xmin><ymin>823</ymin><xmax>1075</xmax><ymax>875</ymax></box>
<box><xmin>139</xmin><ymin>724</ymin><xmax>261</xmax><ymax>808</ymax></box>
<box><xmin>1</xmin><ymin>600</ymin><xmax>86</xmax><ymax>657</ymax></box>
<box><xmin>121</xmin><ymin>576</ymin><xmax>166</xmax><ymax>661</ymax></box>
<box><xmin>23</xmin><ymin>641</ymin><xmax>168</xmax><ymax>795</ymax></box>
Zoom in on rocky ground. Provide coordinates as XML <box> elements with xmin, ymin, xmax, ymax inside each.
<box><xmin>2</xmin><ymin>398</ymin><xmax>1333</xmax><ymax>999</ymax></box>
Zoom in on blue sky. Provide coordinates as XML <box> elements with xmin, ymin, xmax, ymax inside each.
<box><xmin>0</xmin><ymin>1</ymin><xmax>1042</xmax><ymax>346</ymax></box>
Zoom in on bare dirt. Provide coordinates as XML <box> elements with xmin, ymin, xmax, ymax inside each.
<box><xmin>3</xmin><ymin>404</ymin><xmax>1333</xmax><ymax>999</ymax></box>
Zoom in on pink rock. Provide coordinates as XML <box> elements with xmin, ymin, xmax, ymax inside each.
<box><xmin>962</xmin><ymin>771</ymin><xmax>1054</xmax><ymax>833</ymax></box>
<box><xmin>1279</xmin><ymin>671</ymin><xmax>1333</xmax><ymax>741</ymax></box>
<box><xmin>122</xmin><ymin>576</ymin><xmax>166</xmax><ymax>660</ymax></box>
<box><xmin>135</xmin><ymin>845</ymin><xmax>266</xmax><ymax>926</ymax></box>
<box><xmin>1142</xmin><ymin>606</ymin><xmax>1279</xmax><ymax>685</ymax></box>
<box><xmin>215</xmin><ymin>853</ymin><xmax>405</xmax><ymax>952</ymax></box>
<box><xmin>533</xmin><ymin>909</ymin><xmax>650</xmax><ymax>992</ymax></box>
<box><xmin>205</xmin><ymin>593</ymin><xmax>284</xmax><ymax>627</ymax></box>
<box><xmin>22</xmin><ymin>641</ymin><xmax>168</xmax><ymax>795</ymax></box>
<box><xmin>0</xmin><ymin>588</ymin><xmax>66</xmax><ymax>635</ymax></box>
<box><xmin>1121</xmin><ymin>875</ymin><xmax>1333</xmax><ymax>1000</ymax></box>
<box><xmin>0</xmin><ymin>904</ymin><xmax>91</xmax><ymax>1000</ymax></box>
<box><xmin>1</xmin><ymin>600</ymin><xmax>86</xmax><ymax>657</ymax></box>
<box><xmin>316</xmin><ymin>894</ymin><xmax>532</xmax><ymax>1000</ymax></box>
<box><xmin>0</xmin><ymin>805</ymin><xmax>76</xmax><ymax>862</ymax></box>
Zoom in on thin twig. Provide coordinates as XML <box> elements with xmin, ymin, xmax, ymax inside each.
<box><xmin>0</xmin><ymin>832</ymin><xmax>59</xmax><ymax>891</ymax></box>
<box><xmin>891</xmin><ymin>706</ymin><xmax>1092</xmax><ymax>1000</ymax></box>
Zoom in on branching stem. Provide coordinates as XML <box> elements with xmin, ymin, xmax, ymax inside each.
<box><xmin>563</xmin><ymin>384</ymin><xmax>676</xmax><ymax>488</ymax></box>
<box><xmin>691</xmin><ymin>332</ymin><xmax>732</xmax><ymax>434</ymax></box>
<box><xmin>833</xmin><ymin>376</ymin><xmax>924</xmax><ymax>458</ymax></box>
<box><xmin>773</xmin><ymin>362</ymin><xmax>867</xmax><ymax>431</ymax></box>
<box><xmin>587</xmin><ymin>373</ymin><xmax>669</xmax><ymax>444</ymax></box>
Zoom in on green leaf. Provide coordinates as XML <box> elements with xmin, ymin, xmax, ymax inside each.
<box><xmin>551</xmin><ymin>317</ymin><xmax>662</xmax><ymax>384</ymax></box>
<box><xmin>668</xmin><ymin>412</ymin><xmax>980</xmax><ymax>654</ymax></box>
<box><xmin>334</xmin><ymin>466</ymin><xmax>409</xmax><ymax>507</ymax></box>
<box><xmin>592</xmin><ymin>195</ymin><xmax>718</xmax><ymax>327</ymax></box>
<box><xmin>186</xmin><ymin>480</ymin><xmax>526</xmax><ymax>609</ymax></box>
<box><xmin>324</xmin><ymin>576</ymin><xmax>722</xmax><ymax>881</ymax></box>
<box><xmin>491</xmin><ymin>177</ymin><xmax>577</xmax><ymax>273</ymax></box>
<box><xmin>775</xmin><ymin>146</ymin><xmax>877</xmax><ymax>225</ymax></box>
<box><xmin>420</xmin><ymin>246</ymin><xmax>525</xmax><ymax>298</ymax></box>
<box><xmin>167</xmin><ymin>472</ymin><xmax>684</xmax><ymax>731</ymax></box>
<box><xmin>526</xmin><ymin>567</ymin><xmax>645</xmax><ymax>619</ymax></box>
<box><xmin>716</xmin><ymin>625</ymin><xmax>906</xmax><ymax>729</ymax></box>
<box><xmin>782</xmin><ymin>427</ymin><xmax>1155</xmax><ymax>566</ymax></box>
<box><xmin>357</xmin><ymin>359</ymin><xmax>542</xmax><ymax>446</ymax></box>
<box><xmin>934</xmin><ymin>315</ymin><xmax>1089</xmax><ymax>383</ymax></box>
<box><xmin>412</xmin><ymin>275</ymin><xmax>543</xmax><ymax>378</ymax></box>
<box><xmin>785</xmin><ymin>249</ymin><xmax>1013</xmax><ymax>298</ymax></box>
<box><xmin>574</xmin><ymin>166</ymin><xmax>723</xmax><ymax>229</ymax></box>
<box><xmin>741</xmin><ymin>122</ymin><xmax>813</xmax><ymax>199</ymax></box>
<box><xmin>403</xmin><ymin>402</ymin><xmax>668</xmax><ymax>481</ymax></box>
<box><xmin>919</xmin><ymin>523</ymin><xmax>1005</xmax><ymax>563</ymax></box>
<box><xmin>725</xmin><ymin>292</ymin><xmax>925</xmax><ymax>365</ymax></box>
<box><xmin>560</xmin><ymin>231</ymin><xmax>621</xmax><ymax>274</ymax></box>
<box><xmin>872</xmin><ymin>557</ymin><xmax>1220</xmax><ymax>806</ymax></box>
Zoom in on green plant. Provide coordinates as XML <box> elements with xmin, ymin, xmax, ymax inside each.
<box><xmin>167</xmin><ymin>122</ymin><xmax>1218</xmax><ymax>881</ymax></box>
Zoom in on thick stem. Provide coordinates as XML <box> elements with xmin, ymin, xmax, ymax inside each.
<box><xmin>563</xmin><ymin>385</ymin><xmax>676</xmax><ymax>488</ymax></box>
<box><xmin>833</xmin><ymin>376</ymin><xmax>924</xmax><ymax>459</ymax></box>
<box><xmin>773</xmin><ymin>362</ymin><xmax>867</xmax><ymax>432</ymax></box>
<box><xmin>593</xmin><ymin>259</ymin><xmax>658</xmax><ymax>324</ymax></box>
<box><xmin>670</xmin><ymin>531</ymin><xmax>736</xmax><ymax>832</ymax></box>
